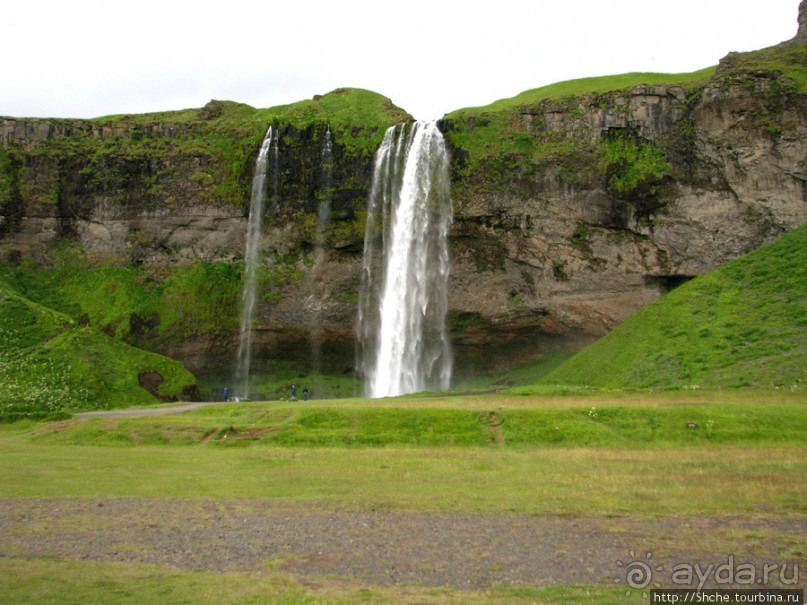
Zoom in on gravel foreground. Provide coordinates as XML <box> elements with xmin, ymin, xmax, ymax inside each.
<box><xmin>1</xmin><ymin>498</ymin><xmax>804</xmax><ymax>590</ymax></box>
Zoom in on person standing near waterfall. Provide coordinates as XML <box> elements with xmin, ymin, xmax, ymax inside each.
<box><xmin>291</xmin><ymin>384</ymin><xmax>297</xmax><ymax>400</ymax></box>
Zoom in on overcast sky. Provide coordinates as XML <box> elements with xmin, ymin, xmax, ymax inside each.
<box><xmin>1</xmin><ymin>0</ymin><xmax>800</xmax><ymax>121</ymax></box>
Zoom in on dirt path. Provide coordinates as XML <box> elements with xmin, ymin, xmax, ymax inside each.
<box><xmin>1</xmin><ymin>498</ymin><xmax>804</xmax><ymax>590</ymax></box>
<box><xmin>73</xmin><ymin>401</ymin><xmax>229</xmax><ymax>419</ymax></box>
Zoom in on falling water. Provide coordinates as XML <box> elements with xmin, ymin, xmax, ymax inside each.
<box><xmin>308</xmin><ymin>125</ymin><xmax>334</xmax><ymax>387</ymax></box>
<box><xmin>357</xmin><ymin>121</ymin><xmax>453</xmax><ymax>398</ymax></box>
<box><xmin>314</xmin><ymin>124</ymin><xmax>333</xmax><ymax>266</ymax></box>
<box><xmin>235</xmin><ymin>125</ymin><xmax>276</xmax><ymax>398</ymax></box>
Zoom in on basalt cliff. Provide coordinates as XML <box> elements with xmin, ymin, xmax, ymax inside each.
<box><xmin>1</xmin><ymin>16</ymin><xmax>805</xmax><ymax>388</ymax></box>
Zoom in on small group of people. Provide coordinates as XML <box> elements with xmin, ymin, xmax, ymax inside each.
<box><xmin>222</xmin><ymin>384</ymin><xmax>310</xmax><ymax>402</ymax></box>
<box><xmin>290</xmin><ymin>384</ymin><xmax>309</xmax><ymax>401</ymax></box>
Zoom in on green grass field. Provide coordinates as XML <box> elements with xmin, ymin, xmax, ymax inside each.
<box><xmin>0</xmin><ymin>557</ymin><xmax>649</xmax><ymax>605</ymax></box>
<box><xmin>1</xmin><ymin>389</ymin><xmax>805</xmax><ymax>603</ymax></box>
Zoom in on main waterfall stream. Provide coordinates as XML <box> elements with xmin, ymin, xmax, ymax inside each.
<box><xmin>357</xmin><ymin>121</ymin><xmax>453</xmax><ymax>398</ymax></box>
<box><xmin>234</xmin><ymin>125</ymin><xmax>277</xmax><ymax>398</ymax></box>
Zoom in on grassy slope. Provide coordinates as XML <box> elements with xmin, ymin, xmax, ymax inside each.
<box><xmin>1</xmin><ymin>252</ymin><xmax>242</xmax><ymax>343</ymax></box>
<box><xmin>0</xmin><ymin>272</ymin><xmax>197</xmax><ymax>420</ymax></box>
<box><xmin>92</xmin><ymin>87</ymin><xmax>410</xmax><ymax>162</ymax></box>
<box><xmin>256</xmin><ymin>88</ymin><xmax>411</xmax><ymax>132</ymax></box>
<box><xmin>94</xmin><ymin>87</ymin><xmax>409</xmax><ymax>131</ymax></box>
<box><xmin>717</xmin><ymin>42</ymin><xmax>807</xmax><ymax>91</ymax></box>
<box><xmin>446</xmin><ymin>40</ymin><xmax>806</xmax><ymax>120</ymax></box>
<box><xmin>540</xmin><ymin>225</ymin><xmax>807</xmax><ymax>390</ymax></box>
<box><xmin>448</xmin><ymin>68</ymin><xmax>717</xmax><ymax>118</ymax></box>
<box><xmin>1</xmin><ymin>256</ymin><xmax>357</xmax><ymax>402</ymax></box>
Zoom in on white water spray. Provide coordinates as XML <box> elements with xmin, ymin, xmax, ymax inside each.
<box><xmin>357</xmin><ymin>121</ymin><xmax>453</xmax><ymax>398</ymax></box>
<box><xmin>235</xmin><ymin>126</ymin><xmax>276</xmax><ymax>398</ymax></box>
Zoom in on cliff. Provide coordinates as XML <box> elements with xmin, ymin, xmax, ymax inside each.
<box><xmin>1</xmin><ymin>26</ymin><xmax>805</xmax><ymax>385</ymax></box>
<box><xmin>443</xmin><ymin>38</ymin><xmax>806</xmax><ymax>370</ymax></box>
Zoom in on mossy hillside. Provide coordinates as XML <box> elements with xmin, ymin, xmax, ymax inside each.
<box><xmin>0</xmin><ymin>246</ymin><xmax>339</xmax><ymax>401</ymax></box>
<box><xmin>442</xmin><ymin>42</ymin><xmax>804</xmax><ymax>203</ymax></box>
<box><xmin>450</xmin><ymin>69</ymin><xmax>717</xmax><ymax>118</ymax></box>
<box><xmin>93</xmin><ymin>88</ymin><xmax>409</xmax><ymax>148</ymax></box>
<box><xmin>1</xmin><ymin>89</ymin><xmax>409</xmax><ymax>234</ymax></box>
<box><xmin>452</xmin><ymin>351</ymin><xmax>574</xmax><ymax>390</ymax></box>
<box><xmin>715</xmin><ymin>42</ymin><xmax>807</xmax><ymax>93</ymax></box>
<box><xmin>0</xmin><ymin>239</ymin><xmax>315</xmax><ymax>349</ymax></box>
<box><xmin>540</xmin><ymin>225</ymin><xmax>807</xmax><ymax>390</ymax></box>
<box><xmin>0</xmin><ymin>236</ymin><xmax>362</xmax><ymax>403</ymax></box>
<box><xmin>443</xmin><ymin>69</ymin><xmax>715</xmax><ymax>190</ymax></box>
<box><xmin>0</xmin><ymin>274</ymin><xmax>197</xmax><ymax>421</ymax></box>
<box><xmin>253</xmin><ymin>88</ymin><xmax>411</xmax><ymax>150</ymax></box>
<box><xmin>1</xmin><ymin>253</ymin><xmax>242</xmax><ymax>345</ymax></box>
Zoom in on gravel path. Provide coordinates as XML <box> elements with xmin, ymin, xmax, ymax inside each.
<box><xmin>73</xmin><ymin>401</ymin><xmax>228</xmax><ymax>419</ymax></box>
<box><xmin>1</xmin><ymin>498</ymin><xmax>804</xmax><ymax>590</ymax></box>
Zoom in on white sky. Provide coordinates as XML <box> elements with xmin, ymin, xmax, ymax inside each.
<box><xmin>0</xmin><ymin>0</ymin><xmax>800</xmax><ymax>121</ymax></box>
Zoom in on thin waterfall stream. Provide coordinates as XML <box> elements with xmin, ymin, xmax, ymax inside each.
<box><xmin>234</xmin><ymin>125</ymin><xmax>277</xmax><ymax>399</ymax></box>
<box><xmin>307</xmin><ymin>125</ymin><xmax>334</xmax><ymax>393</ymax></box>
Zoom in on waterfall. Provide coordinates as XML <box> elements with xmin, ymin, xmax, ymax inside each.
<box><xmin>357</xmin><ymin>121</ymin><xmax>453</xmax><ymax>398</ymax></box>
<box><xmin>235</xmin><ymin>125</ymin><xmax>276</xmax><ymax>399</ymax></box>
<box><xmin>308</xmin><ymin>125</ymin><xmax>334</xmax><ymax>388</ymax></box>
<box><xmin>314</xmin><ymin>125</ymin><xmax>333</xmax><ymax>266</ymax></box>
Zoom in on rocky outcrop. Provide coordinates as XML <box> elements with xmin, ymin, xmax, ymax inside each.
<box><xmin>519</xmin><ymin>84</ymin><xmax>689</xmax><ymax>144</ymax></box>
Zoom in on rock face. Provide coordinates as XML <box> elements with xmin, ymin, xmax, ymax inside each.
<box><xmin>441</xmin><ymin>69</ymin><xmax>806</xmax><ymax>372</ymax></box>
<box><xmin>1</xmin><ymin>50</ymin><xmax>805</xmax><ymax>380</ymax></box>
<box><xmin>799</xmin><ymin>0</ymin><xmax>807</xmax><ymax>43</ymax></box>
